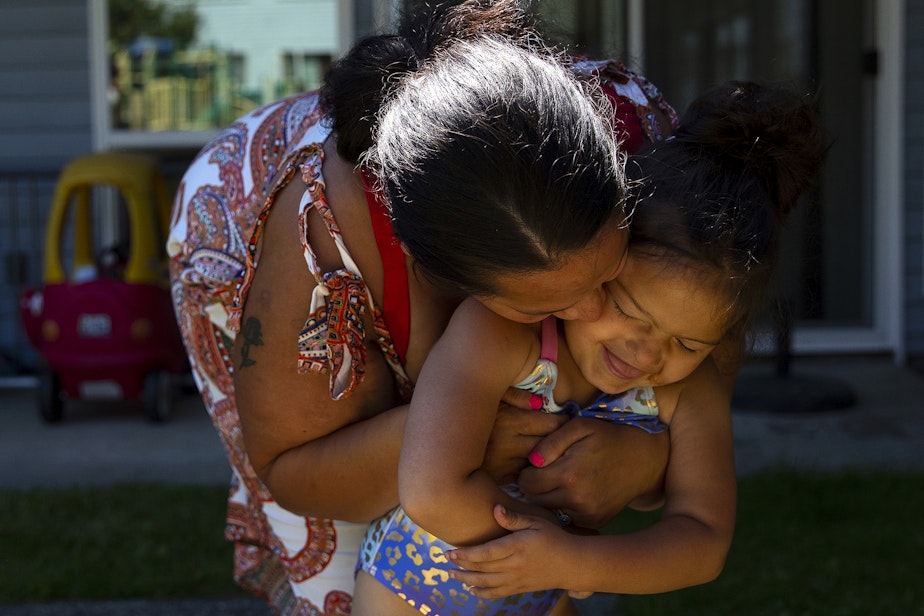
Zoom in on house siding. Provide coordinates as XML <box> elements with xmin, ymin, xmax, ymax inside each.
<box><xmin>906</xmin><ymin>0</ymin><xmax>924</xmax><ymax>358</ymax></box>
<box><xmin>0</xmin><ymin>171</ymin><xmax>56</xmax><ymax>373</ymax></box>
<box><xmin>0</xmin><ymin>0</ymin><xmax>93</xmax><ymax>173</ymax></box>
<box><xmin>0</xmin><ymin>1</ymin><xmax>91</xmax><ymax>373</ymax></box>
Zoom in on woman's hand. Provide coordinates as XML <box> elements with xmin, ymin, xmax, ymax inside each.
<box><xmin>480</xmin><ymin>399</ymin><xmax>568</xmax><ymax>485</ymax></box>
<box><xmin>517</xmin><ymin>419</ymin><xmax>670</xmax><ymax>528</ymax></box>
<box><xmin>447</xmin><ymin>504</ymin><xmax>589</xmax><ymax>599</ymax></box>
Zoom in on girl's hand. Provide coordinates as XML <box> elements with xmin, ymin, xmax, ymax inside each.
<box><xmin>499</xmin><ymin>386</ymin><xmax>544</xmax><ymax>411</ymax></box>
<box><xmin>517</xmin><ymin>419</ymin><xmax>669</xmax><ymax>528</ymax></box>
<box><xmin>446</xmin><ymin>504</ymin><xmax>586</xmax><ymax>599</ymax></box>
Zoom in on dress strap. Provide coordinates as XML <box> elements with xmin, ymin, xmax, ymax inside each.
<box><xmin>570</xmin><ymin>58</ymin><xmax>679</xmax><ymax>153</ymax></box>
<box><xmin>363</xmin><ymin>171</ymin><xmax>410</xmax><ymax>364</ymax></box>
<box><xmin>540</xmin><ymin>316</ymin><xmax>559</xmax><ymax>362</ymax></box>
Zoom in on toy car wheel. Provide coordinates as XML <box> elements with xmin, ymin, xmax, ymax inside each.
<box><xmin>38</xmin><ymin>368</ymin><xmax>64</xmax><ymax>423</ymax></box>
<box><xmin>143</xmin><ymin>370</ymin><xmax>172</xmax><ymax>423</ymax></box>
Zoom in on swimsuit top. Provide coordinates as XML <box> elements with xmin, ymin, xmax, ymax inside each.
<box><xmin>513</xmin><ymin>317</ymin><xmax>667</xmax><ymax>433</ymax></box>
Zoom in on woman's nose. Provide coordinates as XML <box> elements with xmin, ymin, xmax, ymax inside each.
<box><xmin>555</xmin><ymin>286</ymin><xmax>606</xmax><ymax>321</ymax></box>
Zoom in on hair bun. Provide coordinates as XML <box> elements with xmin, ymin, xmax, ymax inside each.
<box><xmin>675</xmin><ymin>81</ymin><xmax>827</xmax><ymax>217</ymax></box>
<box><xmin>321</xmin><ymin>0</ymin><xmax>541</xmax><ymax>164</ymax></box>
<box><xmin>400</xmin><ymin>0</ymin><xmax>538</xmax><ymax>60</ymax></box>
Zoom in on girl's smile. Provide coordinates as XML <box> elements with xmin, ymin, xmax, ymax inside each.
<box><xmin>564</xmin><ymin>253</ymin><xmax>730</xmax><ymax>393</ymax></box>
<box><xmin>602</xmin><ymin>345</ymin><xmax>648</xmax><ymax>381</ymax></box>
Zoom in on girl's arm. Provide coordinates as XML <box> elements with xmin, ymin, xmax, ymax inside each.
<box><xmin>448</xmin><ymin>359</ymin><xmax>736</xmax><ymax>595</ymax></box>
<box><xmin>399</xmin><ymin>299</ymin><xmax>557</xmax><ymax>546</ymax></box>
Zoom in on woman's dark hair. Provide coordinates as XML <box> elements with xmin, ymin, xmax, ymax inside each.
<box><xmin>627</xmin><ymin>80</ymin><xmax>827</xmax><ymax>332</ymax></box>
<box><xmin>320</xmin><ymin>0</ymin><xmax>539</xmax><ymax>165</ymax></box>
<box><xmin>330</xmin><ymin>0</ymin><xmax>628</xmax><ymax>298</ymax></box>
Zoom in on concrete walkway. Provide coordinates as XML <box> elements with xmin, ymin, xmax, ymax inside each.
<box><xmin>0</xmin><ymin>380</ymin><xmax>231</xmax><ymax>490</ymax></box>
<box><xmin>731</xmin><ymin>356</ymin><xmax>924</xmax><ymax>475</ymax></box>
<box><xmin>2</xmin><ymin>355</ymin><xmax>922</xmax><ymax>615</ymax></box>
<box><xmin>2</xmin><ymin>356</ymin><xmax>921</xmax><ymax>491</ymax></box>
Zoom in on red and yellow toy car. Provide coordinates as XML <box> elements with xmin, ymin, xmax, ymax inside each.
<box><xmin>20</xmin><ymin>152</ymin><xmax>186</xmax><ymax>422</ymax></box>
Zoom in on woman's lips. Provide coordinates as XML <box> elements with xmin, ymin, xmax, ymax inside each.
<box><xmin>603</xmin><ymin>347</ymin><xmax>646</xmax><ymax>381</ymax></box>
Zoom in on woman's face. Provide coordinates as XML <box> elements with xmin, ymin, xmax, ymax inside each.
<box><xmin>476</xmin><ymin>222</ymin><xmax>629</xmax><ymax>323</ymax></box>
<box><xmin>563</xmin><ymin>253</ymin><xmax>731</xmax><ymax>392</ymax></box>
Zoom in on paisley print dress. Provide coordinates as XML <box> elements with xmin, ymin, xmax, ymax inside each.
<box><xmin>168</xmin><ymin>92</ymin><xmax>410</xmax><ymax>616</ymax></box>
<box><xmin>167</xmin><ymin>62</ymin><xmax>676</xmax><ymax>616</ymax></box>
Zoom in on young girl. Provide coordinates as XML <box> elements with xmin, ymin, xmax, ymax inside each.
<box><xmin>352</xmin><ymin>80</ymin><xmax>826</xmax><ymax>615</ymax></box>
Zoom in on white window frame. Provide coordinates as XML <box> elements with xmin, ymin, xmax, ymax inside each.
<box><xmin>628</xmin><ymin>0</ymin><xmax>904</xmax><ymax>358</ymax></box>
<box><xmin>87</xmin><ymin>0</ymin><xmax>357</xmax><ymax>151</ymax></box>
<box><xmin>790</xmin><ymin>0</ymin><xmax>904</xmax><ymax>358</ymax></box>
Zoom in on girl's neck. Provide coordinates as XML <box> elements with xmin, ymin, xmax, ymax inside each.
<box><xmin>552</xmin><ymin>320</ymin><xmax>601</xmax><ymax>407</ymax></box>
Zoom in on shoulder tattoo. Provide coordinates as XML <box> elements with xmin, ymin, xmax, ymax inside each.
<box><xmin>239</xmin><ymin>316</ymin><xmax>264</xmax><ymax>368</ymax></box>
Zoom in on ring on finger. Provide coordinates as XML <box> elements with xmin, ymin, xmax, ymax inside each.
<box><xmin>554</xmin><ymin>508</ymin><xmax>572</xmax><ymax>527</ymax></box>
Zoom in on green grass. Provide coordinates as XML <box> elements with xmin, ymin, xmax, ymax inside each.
<box><xmin>0</xmin><ymin>471</ymin><xmax>922</xmax><ymax>614</ymax></box>
<box><xmin>606</xmin><ymin>470</ymin><xmax>924</xmax><ymax>616</ymax></box>
<box><xmin>0</xmin><ymin>483</ymin><xmax>242</xmax><ymax>602</ymax></box>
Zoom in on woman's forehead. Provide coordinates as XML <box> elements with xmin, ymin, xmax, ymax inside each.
<box><xmin>489</xmin><ymin>225</ymin><xmax>628</xmax><ymax>307</ymax></box>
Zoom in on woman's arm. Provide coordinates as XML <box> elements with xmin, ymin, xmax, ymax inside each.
<box><xmin>399</xmin><ymin>299</ymin><xmax>557</xmax><ymax>545</ymax></box>
<box><xmin>231</xmin><ymin>157</ymin><xmax>677</xmax><ymax>526</ymax></box>
<box><xmin>231</xmin><ymin>173</ymin><xmax>408</xmax><ymax>522</ymax></box>
<box><xmin>448</xmin><ymin>360</ymin><xmax>736</xmax><ymax>596</ymax></box>
<box><xmin>232</xmin><ymin>175</ymin><xmax>567</xmax><ymax>523</ymax></box>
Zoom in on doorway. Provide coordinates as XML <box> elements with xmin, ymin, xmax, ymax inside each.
<box><xmin>641</xmin><ymin>0</ymin><xmax>874</xmax><ymax>336</ymax></box>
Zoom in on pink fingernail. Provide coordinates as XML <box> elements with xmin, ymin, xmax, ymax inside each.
<box><xmin>528</xmin><ymin>450</ymin><xmax>544</xmax><ymax>467</ymax></box>
<box><xmin>529</xmin><ymin>394</ymin><xmax>543</xmax><ymax>410</ymax></box>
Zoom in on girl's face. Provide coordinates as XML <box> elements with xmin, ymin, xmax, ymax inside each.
<box><xmin>476</xmin><ymin>222</ymin><xmax>629</xmax><ymax>323</ymax></box>
<box><xmin>564</xmin><ymin>253</ymin><xmax>732</xmax><ymax>393</ymax></box>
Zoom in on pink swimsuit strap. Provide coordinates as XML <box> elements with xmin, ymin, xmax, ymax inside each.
<box><xmin>540</xmin><ymin>316</ymin><xmax>558</xmax><ymax>362</ymax></box>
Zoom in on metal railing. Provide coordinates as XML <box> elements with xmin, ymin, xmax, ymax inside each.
<box><xmin>0</xmin><ymin>171</ymin><xmax>59</xmax><ymax>377</ymax></box>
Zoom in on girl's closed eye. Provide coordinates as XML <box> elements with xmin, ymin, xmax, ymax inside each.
<box><xmin>610</xmin><ymin>298</ymin><xmax>631</xmax><ymax>319</ymax></box>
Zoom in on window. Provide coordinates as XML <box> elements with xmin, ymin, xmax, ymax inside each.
<box><xmin>92</xmin><ymin>0</ymin><xmax>349</xmax><ymax>149</ymax></box>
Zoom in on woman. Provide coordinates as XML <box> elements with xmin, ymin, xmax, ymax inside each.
<box><xmin>167</xmin><ymin>1</ymin><xmax>675</xmax><ymax>613</ymax></box>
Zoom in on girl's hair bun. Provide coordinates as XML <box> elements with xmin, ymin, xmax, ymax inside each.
<box><xmin>675</xmin><ymin>81</ymin><xmax>827</xmax><ymax>217</ymax></box>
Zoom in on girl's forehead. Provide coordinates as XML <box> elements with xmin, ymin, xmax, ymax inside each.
<box><xmin>618</xmin><ymin>254</ymin><xmax>734</xmax><ymax>339</ymax></box>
